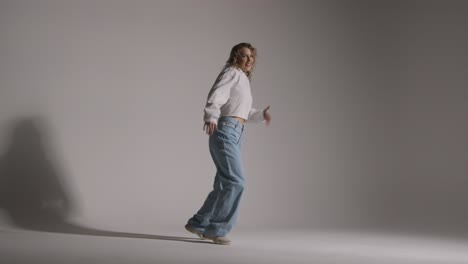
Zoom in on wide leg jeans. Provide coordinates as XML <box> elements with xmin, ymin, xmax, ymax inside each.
<box><xmin>187</xmin><ymin>116</ymin><xmax>245</xmax><ymax>237</ymax></box>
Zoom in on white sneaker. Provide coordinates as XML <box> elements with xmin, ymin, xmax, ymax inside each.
<box><xmin>203</xmin><ymin>235</ymin><xmax>231</xmax><ymax>245</ymax></box>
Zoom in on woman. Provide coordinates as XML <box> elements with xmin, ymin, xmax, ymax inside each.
<box><xmin>185</xmin><ymin>43</ymin><xmax>271</xmax><ymax>245</ymax></box>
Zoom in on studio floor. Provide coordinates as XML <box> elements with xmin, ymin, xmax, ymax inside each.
<box><xmin>1</xmin><ymin>224</ymin><xmax>468</xmax><ymax>264</ymax></box>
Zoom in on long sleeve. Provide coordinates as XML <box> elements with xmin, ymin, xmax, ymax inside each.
<box><xmin>203</xmin><ymin>69</ymin><xmax>238</xmax><ymax>123</ymax></box>
<box><xmin>246</xmin><ymin>107</ymin><xmax>265</xmax><ymax>123</ymax></box>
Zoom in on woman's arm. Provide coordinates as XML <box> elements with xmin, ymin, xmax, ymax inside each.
<box><xmin>247</xmin><ymin>105</ymin><xmax>271</xmax><ymax>126</ymax></box>
<box><xmin>203</xmin><ymin>68</ymin><xmax>238</xmax><ymax>134</ymax></box>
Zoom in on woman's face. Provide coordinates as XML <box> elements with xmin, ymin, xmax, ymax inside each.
<box><xmin>237</xmin><ymin>47</ymin><xmax>255</xmax><ymax>73</ymax></box>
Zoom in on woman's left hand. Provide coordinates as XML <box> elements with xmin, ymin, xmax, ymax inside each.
<box><xmin>263</xmin><ymin>105</ymin><xmax>271</xmax><ymax>127</ymax></box>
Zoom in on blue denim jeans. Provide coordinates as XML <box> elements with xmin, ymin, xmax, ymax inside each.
<box><xmin>187</xmin><ymin>116</ymin><xmax>245</xmax><ymax>237</ymax></box>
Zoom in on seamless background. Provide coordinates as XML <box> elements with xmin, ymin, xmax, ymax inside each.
<box><xmin>0</xmin><ymin>0</ymin><xmax>467</xmax><ymax>237</ymax></box>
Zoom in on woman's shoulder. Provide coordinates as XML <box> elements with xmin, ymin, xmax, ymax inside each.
<box><xmin>220</xmin><ymin>65</ymin><xmax>242</xmax><ymax>76</ymax></box>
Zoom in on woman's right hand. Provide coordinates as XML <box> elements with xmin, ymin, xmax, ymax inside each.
<box><xmin>203</xmin><ymin>121</ymin><xmax>217</xmax><ymax>135</ymax></box>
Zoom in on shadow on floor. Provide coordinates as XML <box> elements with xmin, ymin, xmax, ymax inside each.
<box><xmin>0</xmin><ymin>116</ymin><xmax>209</xmax><ymax>245</ymax></box>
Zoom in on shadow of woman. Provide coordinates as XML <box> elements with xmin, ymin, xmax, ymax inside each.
<box><xmin>0</xmin><ymin>117</ymin><xmax>208</xmax><ymax>244</ymax></box>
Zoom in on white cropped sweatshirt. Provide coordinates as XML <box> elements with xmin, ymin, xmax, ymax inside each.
<box><xmin>203</xmin><ymin>66</ymin><xmax>265</xmax><ymax>124</ymax></box>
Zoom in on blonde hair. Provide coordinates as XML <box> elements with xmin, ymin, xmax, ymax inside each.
<box><xmin>226</xmin><ymin>42</ymin><xmax>257</xmax><ymax>80</ymax></box>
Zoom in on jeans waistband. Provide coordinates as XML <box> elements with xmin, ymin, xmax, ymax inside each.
<box><xmin>218</xmin><ymin>116</ymin><xmax>244</xmax><ymax>129</ymax></box>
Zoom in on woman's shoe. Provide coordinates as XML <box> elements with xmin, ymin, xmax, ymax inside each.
<box><xmin>184</xmin><ymin>224</ymin><xmax>206</xmax><ymax>240</ymax></box>
<box><xmin>203</xmin><ymin>235</ymin><xmax>231</xmax><ymax>245</ymax></box>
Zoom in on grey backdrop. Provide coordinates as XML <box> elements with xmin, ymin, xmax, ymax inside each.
<box><xmin>1</xmin><ymin>0</ymin><xmax>467</xmax><ymax>237</ymax></box>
